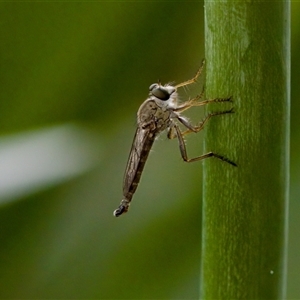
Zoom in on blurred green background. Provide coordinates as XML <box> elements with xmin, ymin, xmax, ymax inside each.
<box><xmin>0</xmin><ymin>2</ymin><xmax>297</xmax><ymax>299</ymax></box>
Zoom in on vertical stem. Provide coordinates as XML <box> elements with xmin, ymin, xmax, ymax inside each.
<box><xmin>201</xmin><ymin>2</ymin><xmax>290</xmax><ymax>299</ymax></box>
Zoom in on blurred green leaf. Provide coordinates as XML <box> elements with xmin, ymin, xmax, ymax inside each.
<box><xmin>0</xmin><ymin>2</ymin><xmax>299</xmax><ymax>299</ymax></box>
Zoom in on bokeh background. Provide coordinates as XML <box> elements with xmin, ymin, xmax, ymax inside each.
<box><xmin>0</xmin><ymin>2</ymin><xmax>298</xmax><ymax>299</ymax></box>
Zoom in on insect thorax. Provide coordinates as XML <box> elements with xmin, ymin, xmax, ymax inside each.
<box><xmin>137</xmin><ymin>99</ymin><xmax>172</xmax><ymax>132</ymax></box>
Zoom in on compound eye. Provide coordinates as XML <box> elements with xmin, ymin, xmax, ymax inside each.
<box><xmin>150</xmin><ymin>86</ymin><xmax>170</xmax><ymax>100</ymax></box>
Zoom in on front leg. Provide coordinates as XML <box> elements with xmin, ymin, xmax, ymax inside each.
<box><xmin>175</xmin><ymin>59</ymin><xmax>205</xmax><ymax>89</ymax></box>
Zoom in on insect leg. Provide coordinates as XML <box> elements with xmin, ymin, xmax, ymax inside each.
<box><xmin>175</xmin><ymin>95</ymin><xmax>232</xmax><ymax>113</ymax></box>
<box><xmin>167</xmin><ymin>125</ymin><xmax>177</xmax><ymax>139</ymax></box>
<box><xmin>173</xmin><ymin>123</ymin><xmax>237</xmax><ymax>166</ymax></box>
<box><xmin>177</xmin><ymin>108</ymin><xmax>234</xmax><ymax>136</ymax></box>
<box><xmin>175</xmin><ymin>59</ymin><xmax>205</xmax><ymax>89</ymax></box>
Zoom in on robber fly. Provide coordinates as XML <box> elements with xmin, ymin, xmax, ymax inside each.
<box><xmin>113</xmin><ymin>61</ymin><xmax>236</xmax><ymax>217</ymax></box>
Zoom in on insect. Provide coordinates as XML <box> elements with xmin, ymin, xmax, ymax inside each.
<box><xmin>113</xmin><ymin>61</ymin><xmax>236</xmax><ymax>217</ymax></box>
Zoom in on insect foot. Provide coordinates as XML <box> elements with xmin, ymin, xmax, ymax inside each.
<box><xmin>210</xmin><ymin>152</ymin><xmax>237</xmax><ymax>167</ymax></box>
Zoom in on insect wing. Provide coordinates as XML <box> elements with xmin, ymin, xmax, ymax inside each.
<box><xmin>123</xmin><ymin>127</ymin><xmax>153</xmax><ymax>196</ymax></box>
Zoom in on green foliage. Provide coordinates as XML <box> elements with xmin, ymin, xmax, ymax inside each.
<box><xmin>0</xmin><ymin>2</ymin><xmax>299</xmax><ymax>299</ymax></box>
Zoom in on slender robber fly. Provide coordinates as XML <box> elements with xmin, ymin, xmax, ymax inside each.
<box><xmin>113</xmin><ymin>61</ymin><xmax>236</xmax><ymax>217</ymax></box>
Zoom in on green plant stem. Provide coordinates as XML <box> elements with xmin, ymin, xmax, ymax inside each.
<box><xmin>201</xmin><ymin>2</ymin><xmax>290</xmax><ymax>299</ymax></box>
